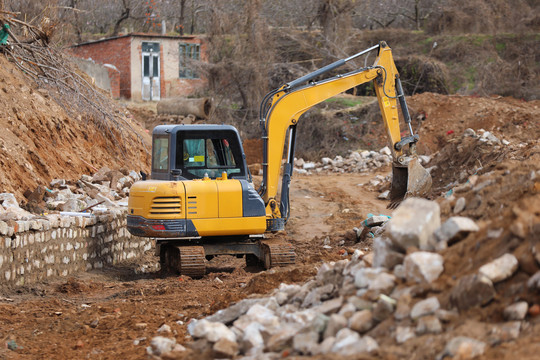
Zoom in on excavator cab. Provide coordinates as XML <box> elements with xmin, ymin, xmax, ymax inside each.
<box><xmin>151</xmin><ymin>124</ymin><xmax>248</xmax><ymax>181</ymax></box>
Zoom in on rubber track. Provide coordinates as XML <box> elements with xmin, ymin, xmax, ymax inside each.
<box><xmin>178</xmin><ymin>246</ymin><xmax>206</xmax><ymax>278</ymax></box>
<box><xmin>262</xmin><ymin>241</ymin><xmax>296</xmax><ymax>268</ymax></box>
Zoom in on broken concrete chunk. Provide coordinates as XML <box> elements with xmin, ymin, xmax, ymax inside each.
<box><xmin>387</xmin><ymin>198</ymin><xmax>441</xmax><ymax>251</ymax></box>
<box><xmin>450</xmin><ymin>274</ymin><xmax>495</xmax><ymax>311</ymax></box>
<box><xmin>478</xmin><ymin>253</ymin><xmax>518</xmax><ymax>283</ymax></box>
<box><xmin>404</xmin><ymin>252</ymin><xmax>444</xmax><ymax>284</ymax></box>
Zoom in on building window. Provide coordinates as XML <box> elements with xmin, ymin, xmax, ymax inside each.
<box><xmin>179</xmin><ymin>43</ymin><xmax>200</xmax><ymax>79</ymax></box>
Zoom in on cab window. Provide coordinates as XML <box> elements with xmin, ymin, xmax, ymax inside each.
<box><xmin>152</xmin><ymin>136</ymin><xmax>169</xmax><ymax>172</ymax></box>
<box><xmin>178</xmin><ymin>136</ymin><xmax>242</xmax><ymax>179</ymax></box>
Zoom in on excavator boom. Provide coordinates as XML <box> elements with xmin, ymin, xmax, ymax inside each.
<box><xmin>259</xmin><ymin>41</ymin><xmax>431</xmax><ymax>222</ymax></box>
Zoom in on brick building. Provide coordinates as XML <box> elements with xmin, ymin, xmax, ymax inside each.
<box><xmin>70</xmin><ymin>33</ymin><xmax>206</xmax><ymax>101</ymax></box>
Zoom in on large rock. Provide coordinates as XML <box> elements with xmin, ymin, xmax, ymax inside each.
<box><xmin>387</xmin><ymin>198</ymin><xmax>440</xmax><ymax>251</ymax></box>
<box><xmin>433</xmin><ymin>216</ymin><xmax>479</xmax><ymax>246</ymax></box>
<box><xmin>146</xmin><ymin>336</ymin><xmax>185</xmax><ymax>356</ymax></box>
<box><xmin>372</xmin><ymin>237</ymin><xmax>405</xmax><ymax>270</ymax></box>
<box><xmin>348</xmin><ymin>310</ymin><xmax>374</xmax><ymax>333</ymax></box>
<box><xmin>324</xmin><ymin>314</ymin><xmax>347</xmax><ymax>339</ymax></box>
<box><xmin>266</xmin><ymin>324</ymin><xmax>301</xmax><ymax>352</ymax></box>
<box><xmin>404</xmin><ymin>252</ymin><xmax>444</xmax><ymax>283</ymax></box>
<box><xmin>354</xmin><ymin>267</ymin><xmax>385</xmax><ymax>289</ymax></box>
<box><xmin>410</xmin><ymin>297</ymin><xmax>440</xmax><ymax>320</ymax></box>
<box><xmin>188</xmin><ymin>319</ymin><xmax>236</xmax><ymax>343</ymax></box>
<box><xmin>331</xmin><ymin>329</ymin><xmax>378</xmax><ymax>356</ymax></box>
<box><xmin>437</xmin><ymin>336</ymin><xmax>486</xmax><ymax>360</ymax></box>
<box><xmin>367</xmin><ymin>272</ymin><xmax>397</xmax><ymax>296</ymax></box>
<box><xmin>450</xmin><ymin>274</ymin><xmax>495</xmax><ymax>311</ymax></box>
<box><xmin>206</xmin><ymin>298</ymin><xmax>266</xmax><ymax>324</ymax></box>
<box><xmin>478</xmin><ymin>253</ymin><xmax>518</xmax><ymax>283</ymax></box>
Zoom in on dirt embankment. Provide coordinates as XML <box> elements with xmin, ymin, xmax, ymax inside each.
<box><xmin>0</xmin><ymin>93</ymin><xmax>537</xmax><ymax>359</ymax></box>
<box><xmin>0</xmin><ymin>56</ymin><xmax>151</xmax><ymax>201</ymax></box>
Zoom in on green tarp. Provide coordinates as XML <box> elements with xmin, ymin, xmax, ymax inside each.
<box><xmin>0</xmin><ymin>24</ymin><xmax>10</xmax><ymax>45</ymax></box>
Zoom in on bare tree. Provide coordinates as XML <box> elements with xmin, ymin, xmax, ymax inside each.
<box><xmin>317</xmin><ymin>0</ymin><xmax>355</xmax><ymax>59</ymax></box>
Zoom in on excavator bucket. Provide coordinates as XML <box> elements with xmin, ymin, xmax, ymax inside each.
<box><xmin>388</xmin><ymin>157</ymin><xmax>432</xmax><ymax>209</ymax></box>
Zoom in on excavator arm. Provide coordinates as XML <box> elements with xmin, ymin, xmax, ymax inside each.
<box><xmin>259</xmin><ymin>41</ymin><xmax>431</xmax><ymax>229</ymax></box>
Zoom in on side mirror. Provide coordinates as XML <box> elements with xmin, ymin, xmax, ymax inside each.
<box><xmin>140</xmin><ymin>171</ymin><xmax>147</xmax><ymax>181</ymax></box>
<box><xmin>171</xmin><ymin>169</ymin><xmax>183</xmax><ymax>181</ymax></box>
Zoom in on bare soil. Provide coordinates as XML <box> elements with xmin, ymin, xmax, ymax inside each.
<box><xmin>0</xmin><ymin>73</ymin><xmax>539</xmax><ymax>359</ymax></box>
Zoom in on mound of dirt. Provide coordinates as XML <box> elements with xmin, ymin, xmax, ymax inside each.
<box><xmin>0</xmin><ymin>56</ymin><xmax>151</xmax><ymax>201</ymax></box>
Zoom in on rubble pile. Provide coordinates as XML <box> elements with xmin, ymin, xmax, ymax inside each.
<box><xmin>0</xmin><ymin>167</ymin><xmax>141</xmax><ymax>226</ymax></box>
<box><xmin>142</xmin><ymin>194</ymin><xmax>540</xmax><ymax>359</ymax></box>
<box><xmin>293</xmin><ymin>146</ymin><xmax>394</xmax><ymax>175</ymax></box>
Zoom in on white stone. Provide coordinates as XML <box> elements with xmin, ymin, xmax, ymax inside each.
<box><xmin>379</xmin><ymin>146</ymin><xmax>392</xmax><ymax>156</ymax></box>
<box><xmin>404</xmin><ymin>252</ymin><xmax>444</xmax><ymax>283</ymax></box>
<box><xmin>441</xmin><ymin>337</ymin><xmax>486</xmax><ymax>359</ymax></box>
<box><xmin>157</xmin><ymin>324</ymin><xmax>171</xmax><ymax>334</ymax></box>
<box><xmin>367</xmin><ymin>272</ymin><xmax>396</xmax><ymax>295</ymax></box>
<box><xmin>241</xmin><ymin>322</ymin><xmax>264</xmax><ymax>353</ymax></box>
<box><xmin>410</xmin><ymin>297</ymin><xmax>440</xmax><ymax>319</ymax></box>
<box><xmin>387</xmin><ymin>198</ymin><xmax>440</xmax><ymax>251</ymax></box>
<box><xmin>354</xmin><ymin>267</ymin><xmax>385</xmax><ymax>289</ymax></box>
<box><xmin>434</xmin><ymin>216</ymin><xmax>479</xmax><ymax>244</ymax></box>
<box><xmin>504</xmin><ymin>301</ymin><xmax>528</xmax><ymax>321</ymax></box>
<box><xmin>348</xmin><ymin>310</ymin><xmax>373</xmax><ymax>333</ymax></box>
<box><xmin>147</xmin><ymin>336</ymin><xmax>177</xmax><ymax>356</ymax></box>
<box><xmin>372</xmin><ymin>237</ymin><xmax>404</xmax><ymax>270</ymax></box>
<box><xmin>479</xmin><ymin>253</ymin><xmax>518</xmax><ymax>283</ymax></box>
<box><xmin>395</xmin><ymin>326</ymin><xmax>415</xmax><ymax>344</ymax></box>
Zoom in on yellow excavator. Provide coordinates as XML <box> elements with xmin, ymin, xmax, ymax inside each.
<box><xmin>127</xmin><ymin>41</ymin><xmax>431</xmax><ymax>277</ymax></box>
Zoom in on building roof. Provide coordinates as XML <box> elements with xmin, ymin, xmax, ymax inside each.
<box><xmin>71</xmin><ymin>33</ymin><xmax>199</xmax><ymax>48</ymax></box>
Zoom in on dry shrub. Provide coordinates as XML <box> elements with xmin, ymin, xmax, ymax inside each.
<box><xmin>426</xmin><ymin>0</ymin><xmax>535</xmax><ymax>34</ymax></box>
<box><xmin>395</xmin><ymin>56</ymin><xmax>450</xmax><ymax>95</ymax></box>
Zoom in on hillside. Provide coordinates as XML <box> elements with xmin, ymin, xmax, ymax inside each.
<box><xmin>0</xmin><ymin>55</ymin><xmax>151</xmax><ymax>201</ymax></box>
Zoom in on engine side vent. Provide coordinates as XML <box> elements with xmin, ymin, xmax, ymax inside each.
<box><xmin>150</xmin><ymin>196</ymin><xmax>182</xmax><ymax>215</ymax></box>
<box><xmin>187</xmin><ymin>196</ymin><xmax>197</xmax><ymax>215</ymax></box>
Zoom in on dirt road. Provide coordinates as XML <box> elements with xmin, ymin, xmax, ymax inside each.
<box><xmin>0</xmin><ymin>172</ymin><xmax>386</xmax><ymax>359</ymax></box>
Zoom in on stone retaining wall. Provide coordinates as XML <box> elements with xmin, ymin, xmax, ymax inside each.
<box><xmin>0</xmin><ymin>210</ymin><xmax>154</xmax><ymax>285</ymax></box>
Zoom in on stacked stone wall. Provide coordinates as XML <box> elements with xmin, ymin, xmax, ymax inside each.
<box><xmin>0</xmin><ymin>211</ymin><xmax>154</xmax><ymax>285</ymax></box>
